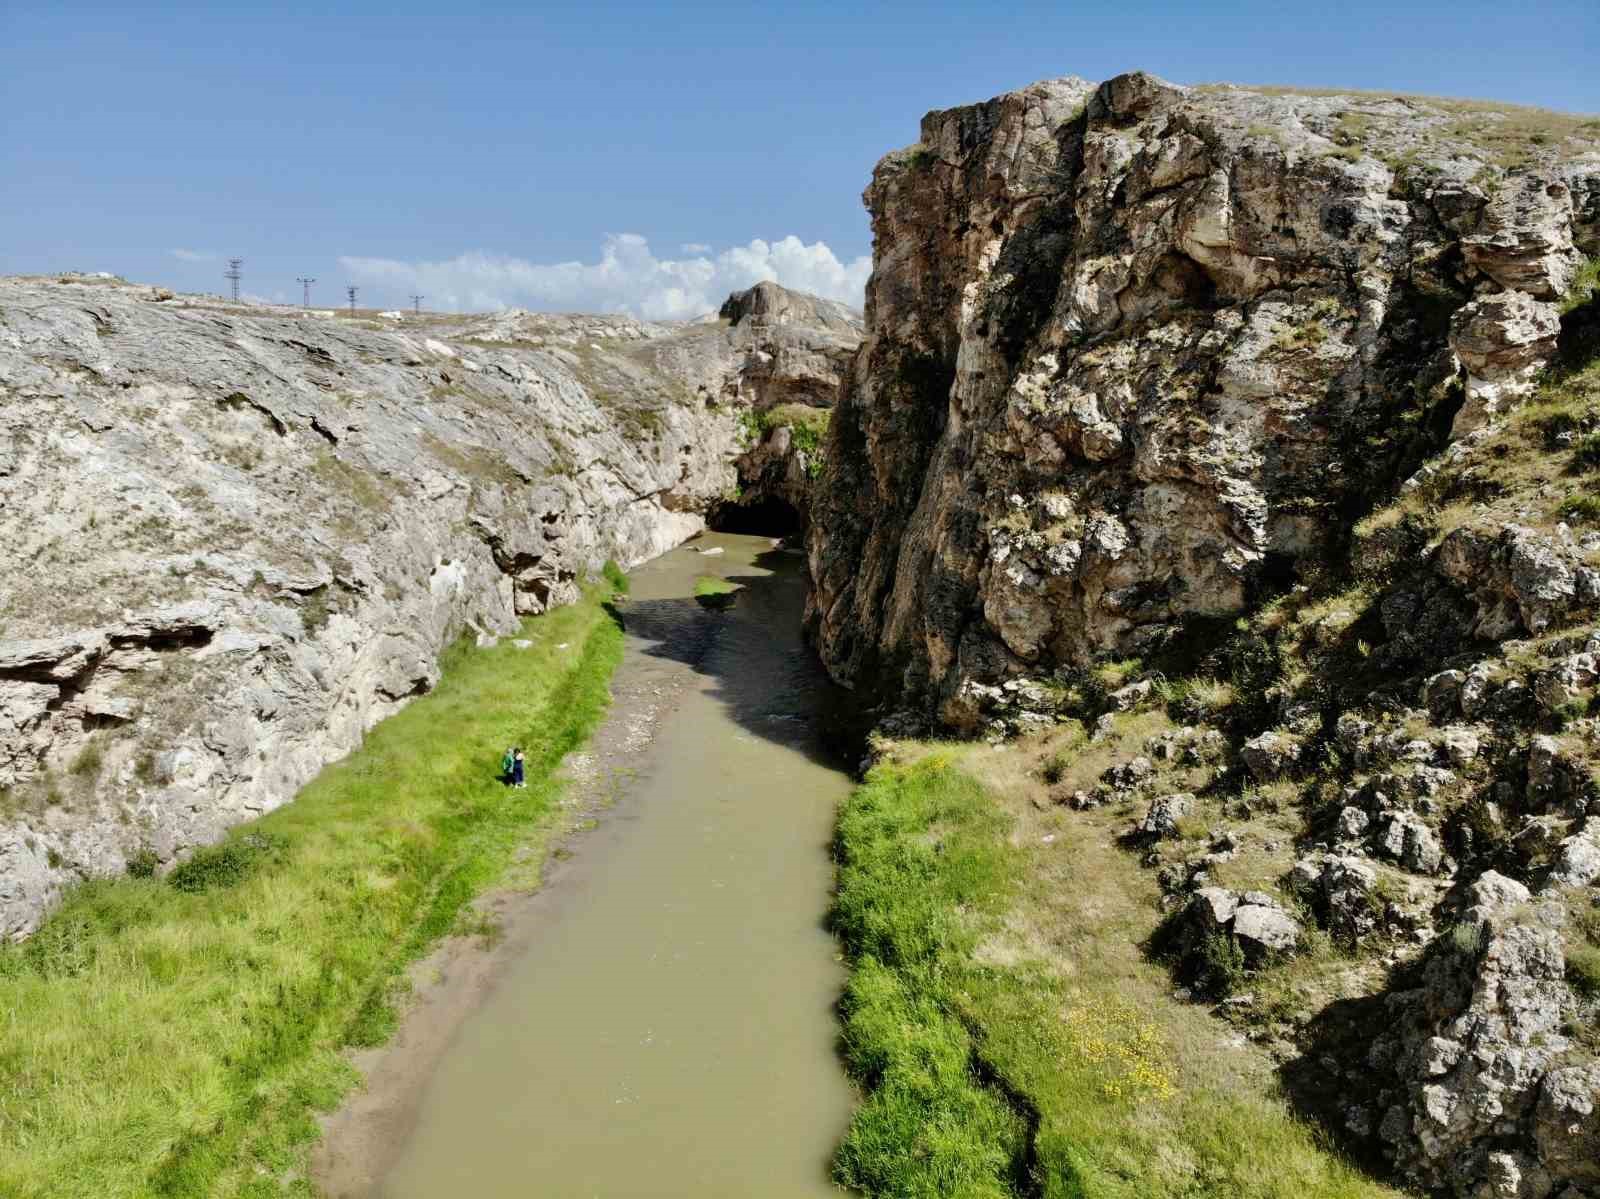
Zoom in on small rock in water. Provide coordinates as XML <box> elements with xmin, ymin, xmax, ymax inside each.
<box><xmin>698</xmin><ymin>546</ymin><xmax>724</xmax><ymax>555</ymax></box>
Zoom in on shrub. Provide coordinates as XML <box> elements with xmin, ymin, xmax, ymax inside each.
<box><xmin>1573</xmin><ymin>431</ymin><xmax>1600</xmax><ymax>471</ymax></box>
<box><xmin>1561</xmin><ymin>256</ymin><xmax>1600</xmax><ymax>316</ymax></box>
<box><xmin>1198</xmin><ymin>931</ymin><xmax>1248</xmax><ymax>998</ymax></box>
<box><xmin>299</xmin><ymin>588</ymin><xmax>334</xmax><ymax>635</ymax></box>
<box><xmin>1215</xmin><ymin>631</ymin><xmax>1281</xmax><ymax>732</ymax></box>
<box><xmin>1162</xmin><ymin>675</ymin><xmax>1235</xmax><ymax>723</ymax></box>
<box><xmin>602</xmin><ymin>559</ymin><xmax>629</xmax><ymax>594</ymax></box>
<box><xmin>166</xmin><ymin>832</ymin><xmax>285</xmax><ymax>894</ymax></box>
<box><xmin>69</xmin><ymin>740</ymin><xmax>104</xmax><ymax>778</ymax></box>
<box><xmin>1568</xmin><ymin>942</ymin><xmax>1600</xmax><ymax>1000</ymax></box>
<box><xmin>1559</xmin><ymin>492</ymin><xmax>1600</xmax><ymax>523</ymax></box>
<box><xmin>1446</xmin><ymin>919</ymin><xmax>1489</xmax><ymax>960</ymax></box>
<box><xmin>125</xmin><ymin>849</ymin><xmax>160</xmax><ymax>879</ymax></box>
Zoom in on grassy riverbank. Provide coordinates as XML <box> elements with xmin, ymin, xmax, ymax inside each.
<box><xmin>830</xmin><ymin>749</ymin><xmax>1404</xmax><ymax>1199</ymax></box>
<box><xmin>0</xmin><ymin>568</ymin><xmax>627</xmax><ymax>1199</ymax></box>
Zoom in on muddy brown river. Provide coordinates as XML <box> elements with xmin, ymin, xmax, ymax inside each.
<box><xmin>367</xmin><ymin>533</ymin><xmax>854</xmax><ymax>1197</ymax></box>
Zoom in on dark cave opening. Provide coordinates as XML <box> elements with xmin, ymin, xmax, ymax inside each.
<box><xmin>710</xmin><ymin>495</ymin><xmax>803</xmax><ymax>537</ymax></box>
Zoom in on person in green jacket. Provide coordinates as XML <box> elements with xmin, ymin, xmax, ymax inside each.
<box><xmin>499</xmin><ymin>747</ymin><xmax>515</xmax><ymax>785</ymax></box>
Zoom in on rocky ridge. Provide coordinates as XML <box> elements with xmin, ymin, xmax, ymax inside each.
<box><xmin>0</xmin><ymin>274</ymin><xmax>850</xmax><ymax>936</ymax></box>
<box><xmin>806</xmin><ymin>72</ymin><xmax>1600</xmax><ymax>1197</ymax></box>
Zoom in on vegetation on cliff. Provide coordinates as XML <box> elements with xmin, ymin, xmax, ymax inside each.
<box><xmin>0</xmin><ymin>568</ymin><xmax>627</xmax><ymax>1198</ymax></box>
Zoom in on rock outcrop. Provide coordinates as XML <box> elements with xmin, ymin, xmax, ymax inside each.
<box><xmin>806</xmin><ymin>71</ymin><xmax>1600</xmax><ymax>729</ymax></box>
<box><xmin>805</xmin><ymin>69</ymin><xmax>1600</xmax><ymax>1197</ymax></box>
<box><xmin>1367</xmin><ymin>874</ymin><xmax>1590</xmax><ymax>1198</ymax></box>
<box><xmin>703</xmin><ymin>283</ymin><xmax>862</xmax><ymax>533</ymax></box>
<box><xmin>0</xmin><ymin>274</ymin><xmax>848</xmax><ymax>936</ymax></box>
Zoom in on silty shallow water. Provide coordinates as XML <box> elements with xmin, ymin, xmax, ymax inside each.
<box><xmin>374</xmin><ymin>533</ymin><xmax>854</xmax><ymax>1198</ymax></box>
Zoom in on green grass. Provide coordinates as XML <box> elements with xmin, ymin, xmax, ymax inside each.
<box><xmin>830</xmin><ymin>755</ymin><xmax>1403</xmax><ymax>1199</ymax></box>
<box><xmin>1562</xmin><ymin>257</ymin><xmax>1600</xmax><ymax>316</ymax></box>
<box><xmin>692</xmin><ymin>574</ymin><xmax>739</xmax><ymax>598</ymax></box>
<box><xmin>693</xmin><ymin>574</ymin><xmax>740</xmax><ymax>610</ymax></box>
<box><xmin>0</xmin><ymin>571</ymin><xmax>628</xmax><ymax>1198</ymax></box>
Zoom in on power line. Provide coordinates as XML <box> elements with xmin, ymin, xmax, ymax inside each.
<box><xmin>296</xmin><ymin>277</ymin><xmax>316</xmax><ymax>308</ymax></box>
<box><xmin>224</xmin><ymin>257</ymin><xmax>243</xmax><ymax>303</ymax></box>
<box><xmin>346</xmin><ymin>285</ymin><xmax>358</xmax><ymax>314</ymax></box>
<box><xmin>410</xmin><ymin>294</ymin><xmax>424</xmax><ymax>315</ymax></box>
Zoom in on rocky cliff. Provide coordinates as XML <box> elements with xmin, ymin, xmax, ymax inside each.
<box><xmin>0</xmin><ymin>274</ymin><xmax>848</xmax><ymax>937</ymax></box>
<box><xmin>806</xmin><ymin>72</ymin><xmax>1600</xmax><ymax>1197</ymax></box>
<box><xmin>695</xmin><ymin>281</ymin><xmax>861</xmax><ymax>532</ymax></box>
<box><xmin>807</xmin><ymin>71</ymin><xmax>1600</xmax><ymax>726</ymax></box>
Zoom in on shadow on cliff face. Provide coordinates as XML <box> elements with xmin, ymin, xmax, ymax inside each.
<box><xmin>1277</xmin><ymin>990</ymin><xmax>1398</xmax><ymax>1179</ymax></box>
<box><xmin>614</xmin><ymin>545</ymin><xmax>870</xmax><ymax>772</ymax></box>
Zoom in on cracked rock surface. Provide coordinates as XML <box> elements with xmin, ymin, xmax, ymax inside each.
<box><xmin>805</xmin><ymin>70</ymin><xmax>1600</xmax><ymax>729</ymax></box>
<box><xmin>0</xmin><ymin>274</ymin><xmax>848</xmax><ymax>936</ymax></box>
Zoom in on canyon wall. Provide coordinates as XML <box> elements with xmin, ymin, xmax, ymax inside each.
<box><xmin>807</xmin><ymin>71</ymin><xmax>1600</xmax><ymax>727</ymax></box>
<box><xmin>0</xmin><ymin>275</ymin><xmax>847</xmax><ymax>936</ymax></box>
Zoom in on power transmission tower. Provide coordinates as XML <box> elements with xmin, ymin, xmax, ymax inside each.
<box><xmin>410</xmin><ymin>294</ymin><xmax>424</xmax><ymax>315</ymax></box>
<box><xmin>346</xmin><ymin>285</ymin><xmax>358</xmax><ymax>313</ymax></box>
<box><xmin>297</xmin><ymin>277</ymin><xmax>316</xmax><ymax>308</ymax></box>
<box><xmin>224</xmin><ymin>258</ymin><xmax>243</xmax><ymax>302</ymax></box>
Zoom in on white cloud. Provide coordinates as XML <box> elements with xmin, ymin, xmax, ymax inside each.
<box><xmin>171</xmin><ymin>248</ymin><xmax>216</xmax><ymax>263</ymax></box>
<box><xmin>680</xmin><ymin>242</ymin><xmax>711</xmax><ymax>254</ymax></box>
<box><xmin>338</xmin><ymin>233</ymin><xmax>869</xmax><ymax>320</ymax></box>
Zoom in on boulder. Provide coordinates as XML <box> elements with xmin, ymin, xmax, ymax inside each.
<box><xmin>1439</xmin><ymin>526</ymin><xmax>1583</xmax><ymax>639</ymax></box>
<box><xmin>1242</xmin><ymin>730</ymin><xmax>1303</xmax><ymax>781</ymax></box>
<box><xmin>1174</xmin><ymin>886</ymin><xmax>1300</xmax><ymax>970</ymax></box>
<box><xmin>1440</xmin><ymin>727</ymin><xmax>1481</xmax><ymax>766</ymax></box>
<box><xmin>1292</xmin><ymin>853</ymin><xmax>1380</xmax><ymax>940</ymax></box>
<box><xmin>1376</xmin><ymin>813</ymin><xmax>1445</xmax><ymax>875</ymax></box>
<box><xmin>1231</xmin><ymin>901</ymin><xmax>1302</xmax><ymax>957</ymax></box>
<box><xmin>1529</xmin><ymin>736</ymin><xmax>1590</xmax><ymax>817</ymax></box>
<box><xmin>1550</xmin><ymin>829</ymin><xmax>1600</xmax><ymax>888</ymax></box>
<box><xmin>1423</xmin><ymin>669</ymin><xmax>1466</xmax><ymax>719</ymax></box>
<box><xmin>1107</xmin><ymin>679</ymin><xmax>1154</xmax><ymax>711</ymax></box>
<box><xmin>1448</xmin><ymin>292</ymin><xmax>1562</xmax><ymax>436</ymax></box>
<box><xmin>1102</xmin><ymin>755</ymin><xmax>1154</xmax><ymax>791</ymax></box>
<box><xmin>1138</xmin><ymin>792</ymin><xmax>1195</xmax><ymax>841</ymax></box>
<box><xmin>1370</xmin><ymin>877</ymin><xmax>1578</xmax><ymax>1195</ymax></box>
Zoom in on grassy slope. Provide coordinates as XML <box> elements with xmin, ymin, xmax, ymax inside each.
<box><xmin>831</xmin><ymin>753</ymin><xmax>1403</xmax><ymax>1199</ymax></box>
<box><xmin>0</xmin><ymin>567</ymin><xmax>628</xmax><ymax>1199</ymax></box>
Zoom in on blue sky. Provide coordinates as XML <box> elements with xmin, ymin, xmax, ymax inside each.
<box><xmin>4</xmin><ymin>1</ymin><xmax>1596</xmax><ymax>315</ymax></box>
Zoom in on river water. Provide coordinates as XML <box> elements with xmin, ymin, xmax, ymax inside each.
<box><xmin>374</xmin><ymin>533</ymin><xmax>854</xmax><ymax>1197</ymax></box>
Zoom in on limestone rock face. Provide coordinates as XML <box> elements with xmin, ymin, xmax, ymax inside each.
<box><xmin>646</xmin><ymin>280</ymin><xmax>861</xmax><ymax>412</ymax></box>
<box><xmin>714</xmin><ymin>281</ymin><xmax>862</xmax><ymax>408</ymax></box>
<box><xmin>709</xmin><ymin>283</ymin><xmax>862</xmax><ymax>532</ymax></box>
<box><xmin>0</xmin><ymin>275</ymin><xmax>847</xmax><ymax>937</ymax></box>
<box><xmin>1370</xmin><ymin>873</ymin><xmax>1585</xmax><ymax>1197</ymax></box>
<box><xmin>806</xmin><ymin>71</ymin><xmax>1600</xmax><ymax>726</ymax></box>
